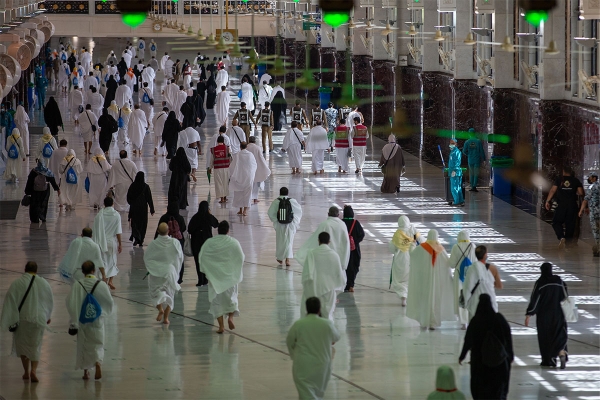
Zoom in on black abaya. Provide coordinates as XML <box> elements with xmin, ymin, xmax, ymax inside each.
<box><xmin>117</xmin><ymin>60</ymin><xmax>127</xmax><ymax>80</ymax></box>
<box><xmin>180</xmin><ymin>97</ymin><xmax>196</xmax><ymax>129</ymax></box>
<box><xmin>526</xmin><ymin>264</ymin><xmax>569</xmax><ymax>367</ymax></box>
<box><xmin>98</xmin><ymin>112</ymin><xmax>118</xmax><ymax>152</ymax></box>
<box><xmin>191</xmin><ymin>91</ymin><xmax>206</xmax><ymax>126</ymax></box>
<box><xmin>342</xmin><ymin>207</ymin><xmax>365</xmax><ymax>291</ymax></box>
<box><xmin>162</xmin><ymin>112</ymin><xmax>181</xmax><ymax>159</ymax></box>
<box><xmin>127</xmin><ymin>172</ymin><xmax>155</xmax><ymax>246</ymax></box>
<box><xmin>104</xmin><ymin>77</ymin><xmax>118</xmax><ymax>109</ymax></box>
<box><xmin>43</xmin><ymin>97</ymin><xmax>63</xmax><ymax>139</ymax></box>
<box><xmin>188</xmin><ymin>201</ymin><xmax>218</xmax><ymax>286</ymax></box>
<box><xmin>168</xmin><ymin>147</ymin><xmax>191</xmax><ymax>210</ymax></box>
<box><xmin>24</xmin><ymin>168</ymin><xmax>59</xmax><ymax>223</ymax></box>
<box><xmin>459</xmin><ymin>294</ymin><xmax>513</xmax><ymax>400</ymax></box>
<box><xmin>206</xmin><ymin>77</ymin><xmax>217</xmax><ymax>109</ymax></box>
<box><xmin>271</xmin><ymin>91</ymin><xmax>287</xmax><ymax>131</ymax></box>
<box><xmin>197</xmin><ymin>81</ymin><xmax>207</xmax><ymax>103</ymax></box>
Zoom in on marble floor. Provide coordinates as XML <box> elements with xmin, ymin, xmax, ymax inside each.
<box><xmin>0</xmin><ymin>38</ymin><xmax>599</xmax><ymax>400</ymax></box>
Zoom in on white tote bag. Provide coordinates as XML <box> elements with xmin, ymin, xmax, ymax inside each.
<box><xmin>560</xmin><ymin>284</ymin><xmax>578</xmax><ymax>323</ymax></box>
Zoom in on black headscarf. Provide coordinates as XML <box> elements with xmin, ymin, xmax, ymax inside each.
<box><xmin>181</xmin><ymin>96</ymin><xmax>196</xmax><ymax>129</ymax></box>
<box><xmin>127</xmin><ymin>171</ymin><xmax>146</xmax><ymax>204</ymax></box>
<box><xmin>197</xmin><ymin>201</ymin><xmax>209</xmax><ymax>218</ymax></box>
<box><xmin>167</xmin><ymin>201</ymin><xmax>181</xmax><ymax>216</ymax></box>
<box><xmin>43</xmin><ymin>97</ymin><xmax>63</xmax><ymax>128</ymax></box>
<box><xmin>473</xmin><ymin>293</ymin><xmax>496</xmax><ymax>326</ymax></box>
<box><xmin>207</xmin><ymin>75</ymin><xmax>217</xmax><ymax>92</ymax></box>
<box><xmin>169</xmin><ymin>147</ymin><xmax>191</xmax><ymax>173</ymax></box>
<box><xmin>343</xmin><ymin>205</ymin><xmax>354</xmax><ymax>219</ymax></box>
<box><xmin>163</xmin><ymin>111</ymin><xmax>180</xmax><ymax>135</ymax></box>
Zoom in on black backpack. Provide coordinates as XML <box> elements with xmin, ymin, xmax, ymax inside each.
<box><xmin>277</xmin><ymin>197</ymin><xmax>294</xmax><ymax>224</ymax></box>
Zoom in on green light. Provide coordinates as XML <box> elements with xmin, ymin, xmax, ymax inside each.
<box><xmin>524</xmin><ymin>10</ymin><xmax>548</xmax><ymax>26</ymax></box>
<box><xmin>293</xmin><ymin>0</ymin><xmax>299</xmax><ymax>2</ymax></box>
<box><xmin>323</xmin><ymin>11</ymin><xmax>349</xmax><ymax>28</ymax></box>
<box><xmin>122</xmin><ymin>12</ymin><xmax>147</xmax><ymax>28</ymax></box>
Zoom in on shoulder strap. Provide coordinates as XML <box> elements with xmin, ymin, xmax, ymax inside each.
<box><xmin>293</xmin><ymin>129</ymin><xmax>303</xmax><ymax>145</ymax></box>
<box><xmin>232</xmin><ymin>128</ymin><xmax>242</xmax><ymax>144</ymax></box>
<box><xmin>90</xmin><ymin>280</ymin><xmax>101</xmax><ymax>295</ymax></box>
<box><xmin>349</xmin><ymin>220</ymin><xmax>357</xmax><ymax>235</ymax></box>
<box><xmin>454</xmin><ymin>243</ymin><xmax>472</xmax><ymax>270</ymax></box>
<box><xmin>119</xmin><ymin>160</ymin><xmax>134</xmax><ymax>182</ymax></box>
<box><xmin>85</xmin><ymin>110</ymin><xmax>93</xmax><ymax>126</ymax></box>
<box><xmin>18</xmin><ymin>275</ymin><xmax>36</xmax><ymax>312</ymax></box>
<box><xmin>61</xmin><ymin>157</ymin><xmax>75</xmax><ymax>175</ymax></box>
<box><xmin>382</xmin><ymin>144</ymin><xmax>397</xmax><ymax>167</ymax></box>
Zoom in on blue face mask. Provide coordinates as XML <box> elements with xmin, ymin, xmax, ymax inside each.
<box><xmin>449</xmin><ymin>144</ymin><xmax>456</xmax><ymax>149</ymax></box>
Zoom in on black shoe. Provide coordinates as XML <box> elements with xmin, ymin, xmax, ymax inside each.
<box><xmin>470</xmin><ymin>187</ymin><xmax>478</xmax><ymax>192</ymax></box>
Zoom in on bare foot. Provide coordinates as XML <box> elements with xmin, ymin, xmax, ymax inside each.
<box><xmin>349</xmin><ymin>287</ymin><xmax>354</xmax><ymax>292</ymax></box>
<box><xmin>191</xmin><ymin>174</ymin><xmax>197</xmax><ymax>182</ymax></box>
<box><xmin>30</xmin><ymin>373</ymin><xmax>38</xmax><ymax>383</ymax></box>
<box><xmin>228</xmin><ymin>319</ymin><xmax>235</xmax><ymax>330</ymax></box>
<box><xmin>94</xmin><ymin>365</ymin><xmax>102</xmax><ymax>380</ymax></box>
<box><xmin>277</xmin><ymin>259</ymin><xmax>283</xmax><ymax>265</ymax></box>
<box><xmin>314</xmin><ymin>171</ymin><xmax>317</xmax><ymax>175</ymax></box>
<box><xmin>163</xmin><ymin>318</ymin><xmax>170</xmax><ymax>325</ymax></box>
<box><xmin>22</xmin><ymin>373</ymin><xmax>29</xmax><ymax>380</ymax></box>
<box><xmin>216</xmin><ymin>328</ymin><xmax>225</xmax><ymax>334</ymax></box>
<box><xmin>82</xmin><ymin>371</ymin><xmax>90</xmax><ymax>380</ymax></box>
<box><xmin>219</xmin><ymin>200</ymin><xmax>224</xmax><ymax>204</ymax></box>
<box><xmin>253</xmin><ymin>199</ymin><xmax>260</xmax><ymax>203</ymax></box>
<box><xmin>236</xmin><ymin>211</ymin><xmax>243</xmax><ymax>215</ymax></box>
<box><xmin>108</xmin><ymin>283</ymin><xmax>116</xmax><ymax>290</ymax></box>
<box><xmin>320</xmin><ymin>170</ymin><xmax>324</xmax><ymax>174</ymax></box>
<box><xmin>242</xmin><ymin>212</ymin><xmax>247</xmax><ymax>216</ymax></box>
<box><xmin>156</xmin><ymin>311</ymin><xmax>164</xmax><ymax>322</ymax></box>
<box><xmin>285</xmin><ymin>259</ymin><xmax>291</xmax><ymax>267</ymax></box>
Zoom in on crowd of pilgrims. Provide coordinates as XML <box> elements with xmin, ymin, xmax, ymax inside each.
<box><xmin>0</xmin><ymin>39</ymin><xmax>574</xmax><ymax>400</ymax></box>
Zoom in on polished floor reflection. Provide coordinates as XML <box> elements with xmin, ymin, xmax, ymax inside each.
<box><xmin>1</xmin><ymin>47</ymin><xmax>599</xmax><ymax>399</ymax></box>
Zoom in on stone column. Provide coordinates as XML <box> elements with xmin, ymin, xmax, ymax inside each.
<box><xmin>352</xmin><ymin>54</ymin><xmax>373</xmax><ymax>125</ymax></box>
<box><xmin>539</xmin><ymin>0</ymin><xmax>566</xmax><ymax>100</ymax></box>
<box><xmin>493</xmin><ymin>0</ymin><xmax>516</xmax><ymax>89</ymax></box>
<box><xmin>372</xmin><ymin>61</ymin><xmax>395</xmax><ymax>135</ymax></box>
<box><xmin>454</xmin><ymin>0</ymin><xmax>476</xmax><ymax>80</ymax></box>
<box><xmin>422</xmin><ymin>0</ymin><xmax>440</xmax><ymax>72</ymax></box>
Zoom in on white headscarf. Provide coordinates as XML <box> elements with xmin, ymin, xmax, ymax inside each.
<box><xmin>426</xmin><ymin>229</ymin><xmax>444</xmax><ymax>253</ymax></box>
<box><xmin>382</xmin><ymin>134</ymin><xmax>399</xmax><ymax>159</ymax></box>
<box><xmin>457</xmin><ymin>230</ymin><xmax>470</xmax><ymax>243</ymax></box>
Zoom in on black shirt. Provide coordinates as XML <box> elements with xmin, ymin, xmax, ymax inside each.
<box><xmin>554</xmin><ymin>176</ymin><xmax>583</xmax><ymax>204</ymax></box>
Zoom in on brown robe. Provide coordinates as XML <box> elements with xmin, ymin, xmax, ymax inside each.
<box><xmin>379</xmin><ymin>146</ymin><xmax>405</xmax><ymax>193</ymax></box>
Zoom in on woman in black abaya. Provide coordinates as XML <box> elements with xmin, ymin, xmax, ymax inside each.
<box><xmin>168</xmin><ymin>147</ymin><xmax>191</xmax><ymax>210</ymax></box>
<box><xmin>127</xmin><ymin>171</ymin><xmax>155</xmax><ymax>247</ymax></box>
<box><xmin>342</xmin><ymin>205</ymin><xmax>365</xmax><ymax>292</ymax></box>
<box><xmin>205</xmin><ymin>75</ymin><xmax>217</xmax><ymax>109</ymax></box>
<box><xmin>180</xmin><ymin>96</ymin><xmax>196</xmax><ymax>129</ymax></box>
<box><xmin>161</xmin><ymin>111</ymin><xmax>181</xmax><ymax>159</ymax></box>
<box><xmin>525</xmin><ymin>263</ymin><xmax>569</xmax><ymax>369</ymax></box>
<box><xmin>191</xmin><ymin>89</ymin><xmax>206</xmax><ymax>127</ymax></box>
<box><xmin>459</xmin><ymin>294</ymin><xmax>513</xmax><ymax>400</ymax></box>
<box><xmin>24</xmin><ymin>161</ymin><xmax>60</xmax><ymax>223</ymax></box>
<box><xmin>98</xmin><ymin>108</ymin><xmax>118</xmax><ymax>153</ymax></box>
<box><xmin>188</xmin><ymin>201</ymin><xmax>218</xmax><ymax>286</ymax></box>
<box><xmin>43</xmin><ymin>97</ymin><xmax>63</xmax><ymax>140</ymax></box>
<box><xmin>196</xmin><ymin>79</ymin><xmax>207</xmax><ymax>104</ymax></box>
<box><xmin>104</xmin><ymin>75</ymin><xmax>118</xmax><ymax>109</ymax></box>
<box><xmin>271</xmin><ymin>90</ymin><xmax>287</xmax><ymax>131</ymax></box>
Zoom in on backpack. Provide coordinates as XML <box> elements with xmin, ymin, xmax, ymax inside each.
<box><xmin>139</xmin><ymin>41</ymin><xmax>144</xmax><ymax>50</ymax></box>
<box><xmin>8</xmin><ymin>143</ymin><xmax>18</xmax><ymax>159</ymax></box>
<box><xmin>78</xmin><ymin>280</ymin><xmax>102</xmax><ymax>324</ymax></box>
<box><xmin>104</xmin><ymin>73</ymin><xmax>109</xmax><ymax>82</ymax></box>
<box><xmin>66</xmin><ymin>166</ymin><xmax>78</xmax><ymax>184</ymax></box>
<box><xmin>151</xmin><ymin>43</ymin><xmax>156</xmax><ymax>51</ymax></box>
<box><xmin>73</xmin><ymin>76</ymin><xmax>79</xmax><ymax>86</ymax></box>
<box><xmin>168</xmin><ymin>217</ymin><xmax>183</xmax><ymax>240</ymax></box>
<box><xmin>33</xmin><ymin>173</ymin><xmax>47</xmax><ymax>191</ymax></box>
<box><xmin>348</xmin><ymin>220</ymin><xmax>357</xmax><ymax>251</ymax></box>
<box><xmin>42</xmin><ymin>142</ymin><xmax>54</xmax><ymax>158</ymax></box>
<box><xmin>142</xmin><ymin>91</ymin><xmax>151</xmax><ymax>104</ymax></box>
<box><xmin>277</xmin><ymin>197</ymin><xmax>294</xmax><ymax>224</ymax></box>
<box><xmin>118</xmin><ymin>110</ymin><xmax>125</xmax><ymax>128</ymax></box>
<box><xmin>61</xmin><ymin>52</ymin><xmax>66</xmax><ymax>61</ymax></box>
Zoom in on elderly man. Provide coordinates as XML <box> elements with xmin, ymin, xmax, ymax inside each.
<box><xmin>0</xmin><ymin>261</ymin><xmax>53</xmax><ymax>383</ymax></box>
<box><xmin>128</xmin><ymin>104</ymin><xmax>147</xmax><ymax>156</ymax></box>
<box><xmin>306</xmin><ymin>120</ymin><xmax>329</xmax><ymax>174</ymax></box>
<box><xmin>229</xmin><ymin>142</ymin><xmax>257</xmax><ymax>216</ymax></box>
<box><xmin>296</xmin><ymin>206</ymin><xmax>350</xmax><ymax>270</ymax></box>
<box><xmin>59</xmin><ymin>227</ymin><xmax>106</xmax><ymax>284</ymax></box>
<box><xmin>106</xmin><ymin>150</ymin><xmax>138</xmax><ymax>212</ymax></box>
<box><xmin>177</xmin><ymin>126</ymin><xmax>202</xmax><ymax>181</ymax></box>
<box><xmin>92</xmin><ymin>197</ymin><xmax>123</xmax><ymax>290</ymax></box>
<box><xmin>267</xmin><ymin>187</ymin><xmax>302</xmax><ymax>266</ymax></box>
<box><xmin>66</xmin><ymin>261</ymin><xmax>114</xmax><ymax>380</ymax></box>
<box><xmin>286</xmin><ymin>297</ymin><xmax>341</xmax><ymax>400</ymax></box>
<box><xmin>247</xmin><ymin>136</ymin><xmax>270</xmax><ymax>203</ymax></box>
<box><xmin>144</xmin><ymin>222</ymin><xmax>184</xmax><ymax>325</ymax></box>
<box><xmin>79</xmin><ymin>104</ymin><xmax>98</xmax><ymax>155</ymax></box>
<box><xmin>283</xmin><ymin>121</ymin><xmax>305</xmax><ymax>174</ymax></box>
<box><xmin>214</xmin><ymin>86</ymin><xmax>231</xmax><ymax>127</ymax></box>
<box><xmin>301</xmin><ymin>232</ymin><xmax>346</xmax><ymax>322</ymax></box>
<box><xmin>199</xmin><ymin>221</ymin><xmax>245</xmax><ymax>334</ymax></box>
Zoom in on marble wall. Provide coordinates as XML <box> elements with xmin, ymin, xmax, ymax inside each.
<box><xmin>372</xmin><ymin>60</ymin><xmax>395</xmax><ymax>132</ymax></box>
<box><xmin>352</xmin><ymin>55</ymin><xmax>373</xmax><ymax>125</ymax></box>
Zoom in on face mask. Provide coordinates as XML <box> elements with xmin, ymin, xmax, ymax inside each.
<box><xmin>449</xmin><ymin>144</ymin><xmax>455</xmax><ymax>149</ymax></box>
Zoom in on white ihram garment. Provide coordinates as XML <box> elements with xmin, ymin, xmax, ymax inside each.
<box><xmin>296</xmin><ymin>217</ymin><xmax>351</xmax><ymax>270</ymax></box>
<box><xmin>14</xmin><ymin>105</ymin><xmax>30</xmax><ymax>154</ymax></box>
<box><xmin>449</xmin><ymin>238</ymin><xmax>477</xmax><ymax>325</ymax></box>
<box><xmin>214</xmin><ymin>91</ymin><xmax>231</xmax><ymax>127</ymax></box>
<box><xmin>246</xmin><ymin>142</ymin><xmax>270</xmax><ymax>199</ymax></box>
<box><xmin>267</xmin><ymin>196</ymin><xmax>302</xmax><ymax>261</ymax></box>
<box><xmin>306</xmin><ymin>126</ymin><xmax>329</xmax><ymax>172</ymax></box>
<box><xmin>58</xmin><ymin>236</ymin><xmax>105</xmax><ymax>283</ymax></box>
<box><xmin>283</xmin><ymin>128</ymin><xmax>304</xmax><ymax>169</ymax></box>
<box><xmin>106</xmin><ymin>158</ymin><xmax>138</xmax><ymax>212</ymax></box>
<box><xmin>128</xmin><ymin>109</ymin><xmax>147</xmax><ymax>151</ymax></box>
<box><xmin>92</xmin><ymin>207</ymin><xmax>122</xmax><ymax>278</ymax></box>
<box><xmin>144</xmin><ymin>235</ymin><xmax>184</xmax><ymax>310</ymax></box>
<box><xmin>229</xmin><ymin>150</ymin><xmax>257</xmax><ymax>208</ymax></box>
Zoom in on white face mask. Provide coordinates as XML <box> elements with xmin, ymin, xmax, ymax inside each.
<box><xmin>449</xmin><ymin>144</ymin><xmax>456</xmax><ymax>149</ymax></box>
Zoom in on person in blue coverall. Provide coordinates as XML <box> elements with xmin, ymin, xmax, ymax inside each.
<box><xmin>449</xmin><ymin>139</ymin><xmax>464</xmax><ymax>207</ymax></box>
<box><xmin>462</xmin><ymin>128</ymin><xmax>486</xmax><ymax>192</ymax></box>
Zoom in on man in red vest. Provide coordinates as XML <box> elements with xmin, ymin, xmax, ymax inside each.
<box><xmin>211</xmin><ymin>136</ymin><xmax>230</xmax><ymax>204</ymax></box>
<box><xmin>334</xmin><ymin>118</ymin><xmax>351</xmax><ymax>173</ymax></box>
<box><xmin>350</xmin><ymin>116</ymin><xmax>369</xmax><ymax>174</ymax></box>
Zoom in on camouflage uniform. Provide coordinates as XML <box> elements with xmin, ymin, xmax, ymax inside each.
<box><xmin>584</xmin><ymin>181</ymin><xmax>600</xmax><ymax>255</ymax></box>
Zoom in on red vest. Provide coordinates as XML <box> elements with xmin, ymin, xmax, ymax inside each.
<box><xmin>212</xmin><ymin>144</ymin><xmax>229</xmax><ymax>169</ymax></box>
<box><xmin>335</xmin><ymin>125</ymin><xmax>349</xmax><ymax>148</ymax></box>
<box><xmin>353</xmin><ymin>125</ymin><xmax>368</xmax><ymax>147</ymax></box>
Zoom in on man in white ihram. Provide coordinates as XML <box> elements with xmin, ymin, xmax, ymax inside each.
<box><xmin>229</xmin><ymin>142</ymin><xmax>257</xmax><ymax>216</ymax></box>
<box><xmin>214</xmin><ymin>86</ymin><xmax>231</xmax><ymax>127</ymax></box>
<box><xmin>177</xmin><ymin>126</ymin><xmax>202</xmax><ymax>181</ymax></box>
<box><xmin>305</xmin><ymin>120</ymin><xmax>329</xmax><ymax>174</ymax></box>
<box><xmin>115</xmin><ymin>81</ymin><xmax>133</xmax><ymax>109</ymax></box>
<box><xmin>267</xmin><ymin>186</ymin><xmax>302</xmax><ymax>267</ymax></box>
<box><xmin>247</xmin><ymin>136</ymin><xmax>270</xmax><ymax>203</ymax></box>
<box><xmin>144</xmin><ymin>222</ymin><xmax>184</xmax><ymax>325</ymax></box>
<box><xmin>286</xmin><ymin>297</ymin><xmax>340</xmax><ymax>400</ymax></box>
<box><xmin>128</xmin><ymin>104</ymin><xmax>147</xmax><ymax>156</ymax></box>
<box><xmin>68</xmin><ymin>85</ymin><xmax>84</xmax><ymax>125</ymax></box>
<box><xmin>59</xmin><ymin>227</ymin><xmax>106</xmax><ymax>284</ymax></box>
<box><xmin>300</xmin><ymin>232</ymin><xmax>346</xmax><ymax>321</ymax></box>
<box><xmin>66</xmin><ymin>261</ymin><xmax>114</xmax><ymax>380</ymax></box>
<box><xmin>282</xmin><ymin>121</ymin><xmax>305</xmax><ymax>174</ymax></box>
<box><xmin>215</xmin><ymin>65</ymin><xmax>229</xmax><ymax>89</ymax></box>
<box><xmin>199</xmin><ymin>221</ymin><xmax>245</xmax><ymax>334</ymax></box>
<box><xmin>93</xmin><ymin>197</ymin><xmax>123</xmax><ymax>291</ymax></box>
<box><xmin>0</xmin><ymin>261</ymin><xmax>53</xmax><ymax>383</ymax></box>
<box><xmin>141</xmin><ymin>63</ymin><xmax>155</xmax><ymax>94</ymax></box>
<box><xmin>163</xmin><ymin>79</ymin><xmax>179</xmax><ymax>111</ymax></box>
<box><xmin>463</xmin><ymin>245</ymin><xmax>502</xmax><ymax>320</ymax></box>
<box><xmin>106</xmin><ymin>150</ymin><xmax>138</xmax><ymax>212</ymax></box>
<box><xmin>296</xmin><ymin>206</ymin><xmax>350</xmax><ymax>271</ymax></box>
<box><xmin>406</xmin><ymin>229</ymin><xmax>455</xmax><ymax>330</ymax></box>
